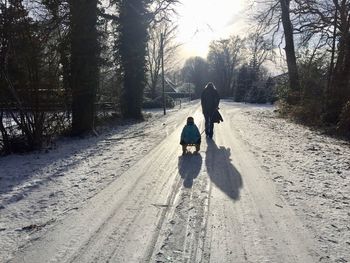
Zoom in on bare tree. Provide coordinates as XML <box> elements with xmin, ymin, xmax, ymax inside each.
<box><xmin>246</xmin><ymin>26</ymin><xmax>274</xmax><ymax>73</ymax></box>
<box><xmin>325</xmin><ymin>0</ymin><xmax>350</xmax><ymax>122</ymax></box>
<box><xmin>254</xmin><ymin>0</ymin><xmax>301</xmax><ymax>104</ymax></box>
<box><xmin>207</xmin><ymin>36</ymin><xmax>244</xmax><ymax>97</ymax></box>
<box><xmin>292</xmin><ymin>0</ymin><xmax>350</xmax><ymax>122</ymax></box>
<box><xmin>146</xmin><ymin>21</ymin><xmax>179</xmax><ymax>99</ymax></box>
<box><xmin>280</xmin><ymin>0</ymin><xmax>301</xmax><ymax>104</ymax></box>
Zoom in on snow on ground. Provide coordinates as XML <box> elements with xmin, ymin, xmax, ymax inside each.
<box><xmin>1</xmin><ymin>101</ymin><xmax>349</xmax><ymax>262</ymax></box>
<box><xmin>226</xmin><ymin>102</ymin><xmax>350</xmax><ymax>263</ymax></box>
<box><xmin>0</xmin><ymin>101</ymin><xmax>197</xmax><ymax>262</ymax></box>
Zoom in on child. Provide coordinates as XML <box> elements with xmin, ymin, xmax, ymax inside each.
<box><xmin>180</xmin><ymin>116</ymin><xmax>201</xmax><ymax>155</ymax></box>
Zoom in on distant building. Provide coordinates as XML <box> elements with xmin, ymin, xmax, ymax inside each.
<box><xmin>145</xmin><ymin>79</ymin><xmax>193</xmax><ymax>99</ymax></box>
<box><xmin>271</xmin><ymin>73</ymin><xmax>289</xmax><ymax>86</ymax></box>
<box><xmin>163</xmin><ymin>78</ymin><xmax>178</xmax><ymax>94</ymax></box>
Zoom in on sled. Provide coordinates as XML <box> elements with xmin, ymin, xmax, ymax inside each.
<box><xmin>182</xmin><ymin>143</ymin><xmax>200</xmax><ymax>155</ymax></box>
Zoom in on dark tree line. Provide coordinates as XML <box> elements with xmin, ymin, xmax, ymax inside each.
<box><xmin>0</xmin><ymin>0</ymin><xmax>177</xmax><ymax>153</ymax></box>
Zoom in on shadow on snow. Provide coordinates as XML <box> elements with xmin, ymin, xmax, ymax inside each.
<box><xmin>178</xmin><ymin>153</ymin><xmax>203</xmax><ymax>188</ymax></box>
<box><xmin>0</xmin><ymin>120</ymin><xmax>145</xmax><ymax>199</ymax></box>
<box><xmin>205</xmin><ymin>138</ymin><xmax>243</xmax><ymax>200</ymax></box>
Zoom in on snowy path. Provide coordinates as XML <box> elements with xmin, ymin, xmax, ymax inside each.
<box><xmin>2</xmin><ymin>101</ymin><xmax>349</xmax><ymax>262</ymax></box>
<box><xmin>151</xmin><ymin>105</ymin><xmax>319</xmax><ymax>263</ymax></box>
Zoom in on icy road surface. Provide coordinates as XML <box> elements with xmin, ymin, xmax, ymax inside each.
<box><xmin>1</xmin><ymin>101</ymin><xmax>349</xmax><ymax>262</ymax></box>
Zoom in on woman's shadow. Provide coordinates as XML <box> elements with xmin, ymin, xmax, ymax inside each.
<box><xmin>205</xmin><ymin>138</ymin><xmax>243</xmax><ymax>200</ymax></box>
<box><xmin>178</xmin><ymin>153</ymin><xmax>203</xmax><ymax>188</ymax></box>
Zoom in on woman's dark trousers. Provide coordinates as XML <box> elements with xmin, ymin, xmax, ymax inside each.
<box><xmin>204</xmin><ymin>113</ymin><xmax>214</xmax><ymax>138</ymax></box>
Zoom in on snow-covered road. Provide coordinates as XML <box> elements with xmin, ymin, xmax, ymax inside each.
<box><xmin>1</xmin><ymin>101</ymin><xmax>349</xmax><ymax>262</ymax></box>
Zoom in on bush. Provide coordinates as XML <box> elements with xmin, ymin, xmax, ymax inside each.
<box><xmin>142</xmin><ymin>95</ymin><xmax>175</xmax><ymax>109</ymax></box>
<box><xmin>276</xmin><ymin>99</ymin><xmax>323</xmax><ymax>126</ymax></box>
<box><xmin>291</xmin><ymin>100</ymin><xmax>323</xmax><ymax>125</ymax></box>
<box><xmin>275</xmin><ymin>82</ymin><xmax>289</xmax><ymax>102</ymax></box>
<box><xmin>246</xmin><ymin>86</ymin><xmax>268</xmax><ymax>104</ymax></box>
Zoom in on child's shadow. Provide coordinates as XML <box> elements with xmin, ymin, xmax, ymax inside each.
<box><xmin>178</xmin><ymin>153</ymin><xmax>203</xmax><ymax>188</ymax></box>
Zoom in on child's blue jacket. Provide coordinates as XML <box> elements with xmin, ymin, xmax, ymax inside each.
<box><xmin>180</xmin><ymin>123</ymin><xmax>201</xmax><ymax>145</ymax></box>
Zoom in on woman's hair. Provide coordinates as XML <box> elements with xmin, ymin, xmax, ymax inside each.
<box><xmin>205</xmin><ymin>82</ymin><xmax>215</xmax><ymax>90</ymax></box>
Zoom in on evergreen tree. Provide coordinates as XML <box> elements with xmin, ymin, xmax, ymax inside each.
<box><xmin>115</xmin><ymin>0</ymin><xmax>148</xmax><ymax>119</ymax></box>
<box><xmin>235</xmin><ymin>65</ymin><xmax>251</xmax><ymax>102</ymax></box>
<box><xmin>70</xmin><ymin>0</ymin><xmax>99</xmax><ymax>135</ymax></box>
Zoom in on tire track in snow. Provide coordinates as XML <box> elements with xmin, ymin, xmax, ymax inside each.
<box><xmin>149</xmin><ymin>114</ymin><xmax>212</xmax><ymax>263</ymax></box>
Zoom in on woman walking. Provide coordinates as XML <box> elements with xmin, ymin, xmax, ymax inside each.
<box><xmin>201</xmin><ymin>82</ymin><xmax>220</xmax><ymax>139</ymax></box>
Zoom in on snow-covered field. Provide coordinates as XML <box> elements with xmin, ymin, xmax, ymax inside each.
<box><xmin>0</xmin><ymin>101</ymin><xmax>349</xmax><ymax>262</ymax></box>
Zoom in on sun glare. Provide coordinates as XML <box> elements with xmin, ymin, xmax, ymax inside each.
<box><xmin>176</xmin><ymin>0</ymin><xmax>246</xmax><ymax>59</ymax></box>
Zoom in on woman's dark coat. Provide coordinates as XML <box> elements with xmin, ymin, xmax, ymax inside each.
<box><xmin>201</xmin><ymin>86</ymin><xmax>220</xmax><ymax>116</ymax></box>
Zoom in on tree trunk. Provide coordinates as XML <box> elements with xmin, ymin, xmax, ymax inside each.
<box><xmin>0</xmin><ymin>111</ymin><xmax>11</xmax><ymax>154</ymax></box>
<box><xmin>117</xmin><ymin>0</ymin><xmax>148</xmax><ymax>119</ymax></box>
<box><xmin>280</xmin><ymin>0</ymin><xmax>301</xmax><ymax>105</ymax></box>
<box><xmin>70</xmin><ymin>0</ymin><xmax>99</xmax><ymax>135</ymax></box>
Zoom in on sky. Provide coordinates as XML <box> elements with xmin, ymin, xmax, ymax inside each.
<box><xmin>175</xmin><ymin>0</ymin><xmax>248</xmax><ymax>60</ymax></box>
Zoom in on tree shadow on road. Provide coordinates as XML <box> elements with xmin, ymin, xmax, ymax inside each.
<box><xmin>178</xmin><ymin>153</ymin><xmax>203</xmax><ymax>188</ymax></box>
<box><xmin>205</xmin><ymin>138</ymin><xmax>243</xmax><ymax>200</ymax></box>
